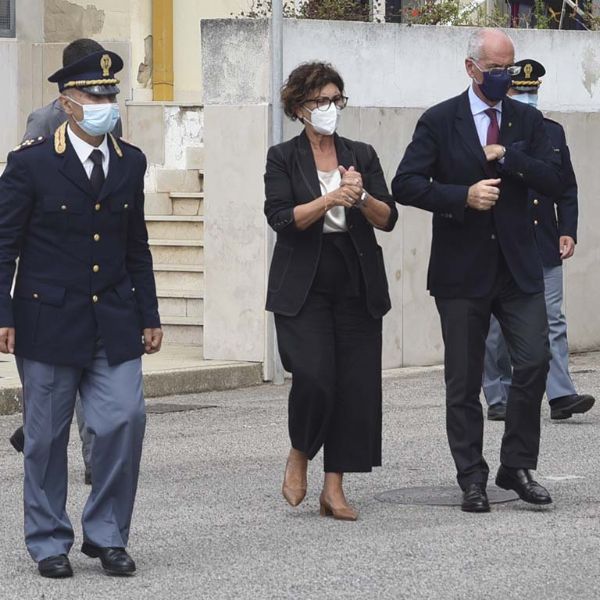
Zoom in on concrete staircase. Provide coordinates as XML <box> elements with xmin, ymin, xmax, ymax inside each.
<box><xmin>146</xmin><ymin>177</ymin><xmax>205</xmax><ymax>348</ymax></box>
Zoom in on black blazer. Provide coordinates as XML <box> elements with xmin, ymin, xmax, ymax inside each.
<box><xmin>392</xmin><ymin>90</ymin><xmax>562</xmax><ymax>298</ymax></box>
<box><xmin>530</xmin><ymin>117</ymin><xmax>578</xmax><ymax>268</ymax></box>
<box><xmin>264</xmin><ymin>131</ymin><xmax>398</xmax><ymax>318</ymax></box>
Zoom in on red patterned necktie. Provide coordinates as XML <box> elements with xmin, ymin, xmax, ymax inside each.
<box><xmin>485</xmin><ymin>108</ymin><xmax>500</xmax><ymax>145</ymax></box>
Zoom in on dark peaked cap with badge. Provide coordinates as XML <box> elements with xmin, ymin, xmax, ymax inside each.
<box><xmin>511</xmin><ymin>59</ymin><xmax>546</xmax><ymax>92</ymax></box>
<box><xmin>48</xmin><ymin>50</ymin><xmax>123</xmax><ymax>96</ymax></box>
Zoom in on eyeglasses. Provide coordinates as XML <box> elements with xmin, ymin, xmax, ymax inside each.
<box><xmin>471</xmin><ymin>60</ymin><xmax>521</xmax><ymax>78</ymax></box>
<box><xmin>304</xmin><ymin>95</ymin><xmax>349</xmax><ymax>111</ymax></box>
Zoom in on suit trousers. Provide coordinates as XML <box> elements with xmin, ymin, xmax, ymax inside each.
<box><xmin>435</xmin><ymin>258</ymin><xmax>550</xmax><ymax>489</ymax></box>
<box><xmin>19</xmin><ymin>342</ymin><xmax>145</xmax><ymax>562</ymax></box>
<box><xmin>482</xmin><ymin>265</ymin><xmax>576</xmax><ymax>406</ymax></box>
<box><xmin>274</xmin><ymin>234</ymin><xmax>383</xmax><ymax>473</ymax></box>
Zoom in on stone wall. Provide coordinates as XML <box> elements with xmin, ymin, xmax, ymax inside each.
<box><xmin>202</xmin><ymin>19</ymin><xmax>600</xmax><ymax>369</ymax></box>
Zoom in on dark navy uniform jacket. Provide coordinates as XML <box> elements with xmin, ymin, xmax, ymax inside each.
<box><xmin>392</xmin><ymin>91</ymin><xmax>562</xmax><ymax>298</ymax></box>
<box><xmin>530</xmin><ymin>118</ymin><xmax>578</xmax><ymax>268</ymax></box>
<box><xmin>0</xmin><ymin>123</ymin><xmax>160</xmax><ymax>367</ymax></box>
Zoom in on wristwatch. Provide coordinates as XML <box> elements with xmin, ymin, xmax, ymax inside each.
<box><xmin>356</xmin><ymin>189</ymin><xmax>368</xmax><ymax>208</ymax></box>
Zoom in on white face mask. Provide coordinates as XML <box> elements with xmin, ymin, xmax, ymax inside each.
<box><xmin>511</xmin><ymin>92</ymin><xmax>539</xmax><ymax>108</ymax></box>
<box><xmin>63</xmin><ymin>95</ymin><xmax>120</xmax><ymax>136</ymax></box>
<box><xmin>304</xmin><ymin>103</ymin><xmax>340</xmax><ymax>136</ymax></box>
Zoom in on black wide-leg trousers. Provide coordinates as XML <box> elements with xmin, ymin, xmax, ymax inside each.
<box><xmin>435</xmin><ymin>259</ymin><xmax>550</xmax><ymax>489</ymax></box>
<box><xmin>274</xmin><ymin>234</ymin><xmax>383</xmax><ymax>473</ymax></box>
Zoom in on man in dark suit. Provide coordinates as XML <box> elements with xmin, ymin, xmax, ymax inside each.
<box><xmin>10</xmin><ymin>39</ymin><xmax>124</xmax><ymax>485</ymax></box>
<box><xmin>0</xmin><ymin>49</ymin><xmax>162</xmax><ymax>577</ymax></box>
<box><xmin>483</xmin><ymin>59</ymin><xmax>595</xmax><ymax>422</ymax></box>
<box><xmin>393</xmin><ymin>28</ymin><xmax>562</xmax><ymax>513</ymax></box>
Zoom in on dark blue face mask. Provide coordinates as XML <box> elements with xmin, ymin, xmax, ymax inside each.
<box><xmin>473</xmin><ymin>63</ymin><xmax>512</xmax><ymax>103</ymax></box>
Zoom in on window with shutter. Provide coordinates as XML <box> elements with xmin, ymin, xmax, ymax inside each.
<box><xmin>0</xmin><ymin>0</ymin><xmax>15</xmax><ymax>38</ymax></box>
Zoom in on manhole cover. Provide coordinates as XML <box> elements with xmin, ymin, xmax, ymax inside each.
<box><xmin>146</xmin><ymin>403</ymin><xmax>218</xmax><ymax>414</ymax></box>
<box><xmin>375</xmin><ymin>486</ymin><xmax>518</xmax><ymax>506</ymax></box>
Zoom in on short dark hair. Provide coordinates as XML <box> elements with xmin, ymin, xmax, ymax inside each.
<box><xmin>281</xmin><ymin>62</ymin><xmax>344</xmax><ymax>121</ymax></box>
<box><xmin>62</xmin><ymin>38</ymin><xmax>104</xmax><ymax>67</ymax></box>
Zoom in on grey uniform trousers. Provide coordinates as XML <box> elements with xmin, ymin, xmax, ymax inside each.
<box><xmin>20</xmin><ymin>343</ymin><xmax>145</xmax><ymax>562</ymax></box>
<box><xmin>483</xmin><ymin>264</ymin><xmax>576</xmax><ymax>406</ymax></box>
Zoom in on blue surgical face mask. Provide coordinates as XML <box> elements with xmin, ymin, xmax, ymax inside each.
<box><xmin>511</xmin><ymin>92</ymin><xmax>539</xmax><ymax>108</ymax></box>
<box><xmin>472</xmin><ymin>62</ymin><xmax>513</xmax><ymax>103</ymax></box>
<box><xmin>64</xmin><ymin>96</ymin><xmax>120</xmax><ymax>136</ymax></box>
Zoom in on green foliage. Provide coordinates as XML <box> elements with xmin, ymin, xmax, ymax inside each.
<box><xmin>234</xmin><ymin>0</ymin><xmax>600</xmax><ymax>29</ymax></box>
<box><xmin>300</xmin><ymin>0</ymin><xmax>370</xmax><ymax>21</ymax></box>
<box><xmin>235</xmin><ymin>0</ymin><xmax>383</xmax><ymax>21</ymax></box>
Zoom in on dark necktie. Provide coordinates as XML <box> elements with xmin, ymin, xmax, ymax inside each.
<box><xmin>485</xmin><ymin>108</ymin><xmax>500</xmax><ymax>145</ymax></box>
<box><xmin>89</xmin><ymin>149</ymin><xmax>105</xmax><ymax>197</ymax></box>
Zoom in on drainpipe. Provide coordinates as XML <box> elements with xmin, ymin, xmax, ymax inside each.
<box><xmin>265</xmin><ymin>0</ymin><xmax>285</xmax><ymax>384</ymax></box>
<box><xmin>152</xmin><ymin>0</ymin><xmax>174</xmax><ymax>101</ymax></box>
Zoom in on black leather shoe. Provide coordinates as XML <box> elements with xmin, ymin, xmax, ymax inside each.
<box><xmin>550</xmin><ymin>394</ymin><xmax>595</xmax><ymax>420</ymax></box>
<box><xmin>38</xmin><ymin>554</ymin><xmax>73</xmax><ymax>578</ymax></box>
<box><xmin>82</xmin><ymin>542</ymin><xmax>136</xmax><ymax>575</ymax></box>
<box><xmin>461</xmin><ymin>483</ymin><xmax>491</xmax><ymax>513</ymax></box>
<box><xmin>9</xmin><ymin>426</ymin><xmax>24</xmax><ymax>453</ymax></box>
<box><xmin>487</xmin><ymin>404</ymin><xmax>506</xmax><ymax>421</ymax></box>
<box><xmin>84</xmin><ymin>470</ymin><xmax>92</xmax><ymax>486</ymax></box>
<box><xmin>496</xmin><ymin>465</ymin><xmax>552</xmax><ymax>505</ymax></box>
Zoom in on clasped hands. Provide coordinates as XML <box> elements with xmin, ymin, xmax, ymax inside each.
<box><xmin>466</xmin><ymin>144</ymin><xmax>505</xmax><ymax>211</ymax></box>
<box><xmin>323</xmin><ymin>166</ymin><xmax>363</xmax><ymax>210</ymax></box>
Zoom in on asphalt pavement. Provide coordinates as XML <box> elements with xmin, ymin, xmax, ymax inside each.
<box><xmin>1</xmin><ymin>353</ymin><xmax>600</xmax><ymax>600</ymax></box>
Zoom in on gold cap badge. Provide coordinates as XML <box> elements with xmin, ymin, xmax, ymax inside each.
<box><xmin>524</xmin><ymin>63</ymin><xmax>533</xmax><ymax>79</ymax></box>
<box><xmin>100</xmin><ymin>54</ymin><xmax>112</xmax><ymax>77</ymax></box>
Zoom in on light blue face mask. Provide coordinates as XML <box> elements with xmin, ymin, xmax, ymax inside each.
<box><xmin>511</xmin><ymin>92</ymin><xmax>539</xmax><ymax>108</ymax></box>
<box><xmin>64</xmin><ymin>96</ymin><xmax>120</xmax><ymax>136</ymax></box>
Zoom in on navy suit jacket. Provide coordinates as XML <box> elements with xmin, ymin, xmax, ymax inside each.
<box><xmin>0</xmin><ymin>123</ymin><xmax>160</xmax><ymax>367</ymax></box>
<box><xmin>392</xmin><ymin>90</ymin><xmax>562</xmax><ymax>298</ymax></box>
<box><xmin>530</xmin><ymin>118</ymin><xmax>578</xmax><ymax>268</ymax></box>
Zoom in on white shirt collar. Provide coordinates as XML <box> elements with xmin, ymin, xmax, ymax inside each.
<box><xmin>468</xmin><ymin>85</ymin><xmax>502</xmax><ymax>117</ymax></box>
<box><xmin>66</xmin><ymin>125</ymin><xmax>109</xmax><ymax>166</ymax></box>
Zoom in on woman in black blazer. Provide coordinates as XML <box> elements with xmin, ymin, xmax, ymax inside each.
<box><xmin>264</xmin><ymin>62</ymin><xmax>398</xmax><ymax>521</ymax></box>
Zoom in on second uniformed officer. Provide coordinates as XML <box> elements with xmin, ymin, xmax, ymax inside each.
<box><xmin>0</xmin><ymin>50</ymin><xmax>162</xmax><ymax>578</ymax></box>
<box><xmin>483</xmin><ymin>59</ymin><xmax>595</xmax><ymax>421</ymax></box>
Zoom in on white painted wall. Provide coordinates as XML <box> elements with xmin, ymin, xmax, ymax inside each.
<box><xmin>0</xmin><ymin>42</ymin><xmax>19</xmax><ymax>160</ymax></box>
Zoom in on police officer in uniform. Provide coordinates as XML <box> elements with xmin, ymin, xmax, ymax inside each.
<box><xmin>9</xmin><ymin>39</ymin><xmax>124</xmax><ymax>487</ymax></box>
<box><xmin>483</xmin><ymin>59</ymin><xmax>595</xmax><ymax>422</ymax></box>
<box><xmin>0</xmin><ymin>50</ymin><xmax>162</xmax><ymax>578</ymax></box>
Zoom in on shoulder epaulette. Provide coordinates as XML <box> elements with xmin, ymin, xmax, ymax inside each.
<box><xmin>543</xmin><ymin>116</ymin><xmax>563</xmax><ymax>128</ymax></box>
<box><xmin>115</xmin><ymin>136</ymin><xmax>142</xmax><ymax>153</ymax></box>
<box><xmin>12</xmin><ymin>136</ymin><xmax>45</xmax><ymax>152</ymax></box>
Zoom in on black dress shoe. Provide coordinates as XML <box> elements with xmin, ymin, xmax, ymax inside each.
<box><xmin>38</xmin><ymin>554</ymin><xmax>73</xmax><ymax>578</ymax></box>
<box><xmin>550</xmin><ymin>394</ymin><xmax>595</xmax><ymax>420</ymax></box>
<box><xmin>487</xmin><ymin>404</ymin><xmax>506</xmax><ymax>421</ymax></box>
<box><xmin>82</xmin><ymin>542</ymin><xmax>136</xmax><ymax>575</ymax></box>
<box><xmin>461</xmin><ymin>483</ymin><xmax>491</xmax><ymax>513</ymax></box>
<box><xmin>496</xmin><ymin>465</ymin><xmax>552</xmax><ymax>505</ymax></box>
<box><xmin>9</xmin><ymin>426</ymin><xmax>24</xmax><ymax>453</ymax></box>
<box><xmin>84</xmin><ymin>470</ymin><xmax>92</xmax><ymax>486</ymax></box>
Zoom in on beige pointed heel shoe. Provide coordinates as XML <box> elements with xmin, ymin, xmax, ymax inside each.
<box><xmin>282</xmin><ymin>450</ymin><xmax>308</xmax><ymax>507</ymax></box>
<box><xmin>319</xmin><ymin>495</ymin><xmax>358</xmax><ymax>521</ymax></box>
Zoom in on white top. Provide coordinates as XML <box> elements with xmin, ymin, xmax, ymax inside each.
<box><xmin>468</xmin><ymin>85</ymin><xmax>503</xmax><ymax>147</ymax></box>
<box><xmin>67</xmin><ymin>125</ymin><xmax>109</xmax><ymax>178</ymax></box>
<box><xmin>318</xmin><ymin>168</ymin><xmax>347</xmax><ymax>233</ymax></box>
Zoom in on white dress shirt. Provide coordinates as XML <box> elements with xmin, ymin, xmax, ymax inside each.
<box><xmin>67</xmin><ymin>125</ymin><xmax>109</xmax><ymax>178</ymax></box>
<box><xmin>468</xmin><ymin>85</ymin><xmax>502</xmax><ymax>148</ymax></box>
<box><xmin>318</xmin><ymin>168</ymin><xmax>347</xmax><ymax>233</ymax></box>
